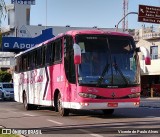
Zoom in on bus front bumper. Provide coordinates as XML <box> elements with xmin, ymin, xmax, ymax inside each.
<box><xmin>62</xmin><ymin>102</ymin><xmax>140</xmax><ymax>110</ymax></box>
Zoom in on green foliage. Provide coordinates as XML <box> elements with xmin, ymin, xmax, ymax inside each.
<box><xmin>0</xmin><ymin>71</ymin><xmax>12</xmax><ymax>82</ymax></box>
<box><xmin>0</xmin><ymin>135</ymin><xmax>20</xmax><ymax>137</ymax></box>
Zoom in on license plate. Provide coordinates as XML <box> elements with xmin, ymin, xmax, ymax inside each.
<box><xmin>108</xmin><ymin>102</ymin><xmax>118</xmax><ymax>107</ymax></box>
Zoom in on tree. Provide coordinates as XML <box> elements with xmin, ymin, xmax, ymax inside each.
<box><xmin>0</xmin><ymin>71</ymin><xmax>12</xmax><ymax>82</ymax></box>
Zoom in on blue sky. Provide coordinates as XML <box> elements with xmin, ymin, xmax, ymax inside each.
<box><xmin>2</xmin><ymin>0</ymin><xmax>160</xmax><ymax>29</ymax></box>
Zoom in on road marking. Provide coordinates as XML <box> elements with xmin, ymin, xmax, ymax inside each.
<box><xmin>23</xmin><ymin>113</ymin><xmax>35</xmax><ymax>117</ymax></box>
<box><xmin>149</xmin><ymin>107</ymin><xmax>160</xmax><ymax>110</ymax></box>
<box><xmin>47</xmin><ymin>119</ymin><xmax>63</xmax><ymax>125</ymax></box>
<box><xmin>146</xmin><ymin>116</ymin><xmax>158</xmax><ymax>118</ymax></box>
<box><xmin>78</xmin><ymin>129</ymin><xmax>104</xmax><ymax>137</ymax></box>
<box><xmin>141</xmin><ymin>107</ymin><xmax>160</xmax><ymax>110</ymax></box>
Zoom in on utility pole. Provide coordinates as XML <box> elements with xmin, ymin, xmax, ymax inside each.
<box><xmin>0</xmin><ymin>0</ymin><xmax>7</xmax><ymax>29</ymax></box>
<box><xmin>0</xmin><ymin>0</ymin><xmax>7</xmax><ymax>48</ymax></box>
<box><xmin>122</xmin><ymin>0</ymin><xmax>128</xmax><ymax>32</ymax></box>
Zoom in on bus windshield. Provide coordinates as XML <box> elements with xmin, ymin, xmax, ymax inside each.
<box><xmin>77</xmin><ymin>35</ymin><xmax>139</xmax><ymax>87</ymax></box>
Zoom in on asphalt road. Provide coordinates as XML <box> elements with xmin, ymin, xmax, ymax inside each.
<box><xmin>0</xmin><ymin>100</ymin><xmax>160</xmax><ymax>137</ymax></box>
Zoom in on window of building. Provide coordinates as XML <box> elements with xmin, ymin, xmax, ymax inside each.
<box><xmin>150</xmin><ymin>46</ymin><xmax>158</xmax><ymax>60</ymax></box>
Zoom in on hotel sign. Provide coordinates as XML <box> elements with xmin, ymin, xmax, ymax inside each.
<box><xmin>11</xmin><ymin>0</ymin><xmax>35</xmax><ymax>5</ymax></box>
<box><xmin>138</xmin><ymin>5</ymin><xmax>160</xmax><ymax>24</ymax></box>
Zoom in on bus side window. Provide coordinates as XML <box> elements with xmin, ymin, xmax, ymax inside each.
<box><xmin>36</xmin><ymin>47</ymin><xmax>42</xmax><ymax>67</ymax></box>
<box><xmin>45</xmin><ymin>44</ymin><xmax>52</xmax><ymax>65</ymax></box>
<box><xmin>54</xmin><ymin>39</ymin><xmax>62</xmax><ymax>63</ymax></box>
<box><xmin>29</xmin><ymin>51</ymin><xmax>34</xmax><ymax>70</ymax></box>
<box><xmin>19</xmin><ymin>56</ymin><xmax>22</xmax><ymax>72</ymax></box>
<box><xmin>34</xmin><ymin>50</ymin><xmax>38</xmax><ymax>68</ymax></box>
<box><xmin>51</xmin><ymin>42</ymin><xmax>55</xmax><ymax>63</ymax></box>
<box><xmin>29</xmin><ymin>52</ymin><xmax>32</xmax><ymax>70</ymax></box>
<box><xmin>64</xmin><ymin>36</ymin><xmax>75</xmax><ymax>83</ymax></box>
<box><xmin>15</xmin><ymin>57</ymin><xmax>20</xmax><ymax>73</ymax></box>
<box><xmin>22</xmin><ymin>55</ymin><xmax>27</xmax><ymax>71</ymax></box>
<box><xmin>42</xmin><ymin>46</ymin><xmax>46</xmax><ymax>66</ymax></box>
<box><xmin>27</xmin><ymin>53</ymin><xmax>30</xmax><ymax>70</ymax></box>
<box><xmin>18</xmin><ymin>57</ymin><xmax>20</xmax><ymax>72</ymax></box>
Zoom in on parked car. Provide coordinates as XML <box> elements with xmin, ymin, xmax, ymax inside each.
<box><xmin>0</xmin><ymin>83</ymin><xmax>14</xmax><ymax>100</ymax></box>
<box><xmin>0</xmin><ymin>89</ymin><xmax>2</xmax><ymax>100</ymax></box>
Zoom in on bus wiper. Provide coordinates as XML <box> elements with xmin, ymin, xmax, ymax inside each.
<box><xmin>113</xmin><ymin>57</ymin><xmax>128</xmax><ymax>85</ymax></box>
<box><xmin>97</xmin><ymin>63</ymin><xmax>110</xmax><ymax>86</ymax></box>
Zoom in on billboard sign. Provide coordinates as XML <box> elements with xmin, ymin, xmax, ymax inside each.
<box><xmin>138</xmin><ymin>5</ymin><xmax>160</xmax><ymax>24</ymax></box>
<box><xmin>2</xmin><ymin>28</ymin><xmax>54</xmax><ymax>53</ymax></box>
<box><xmin>11</xmin><ymin>0</ymin><xmax>35</xmax><ymax>5</ymax></box>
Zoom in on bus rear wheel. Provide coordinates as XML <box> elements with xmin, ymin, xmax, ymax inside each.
<box><xmin>57</xmin><ymin>93</ymin><xmax>69</xmax><ymax>116</ymax></box>
<box><xmin>102</xmin><ymin>109</ymin><xmax>114</xmax><ymax>115</ymax></box>
<box><xmin>23</xmin><ymin>92</ymin><xmax>30</xmax><ymax>110</ymax></box>
<box><xmin>23</xmin><ymin>92</ymin><xmax>37</xmax><ymax>110</ymax></box>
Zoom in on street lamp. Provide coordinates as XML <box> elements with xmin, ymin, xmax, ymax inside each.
<box><xmin>115</xmin><ymin>12</ymin><xmax>138</xmax><ymax>32</ymax></box>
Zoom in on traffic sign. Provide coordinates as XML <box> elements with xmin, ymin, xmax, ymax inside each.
<box><xmin>138</xmin><ymin>5</ymin><xmax>160</xmax><ymax>24</ymax></box>
<box><xmin>2</xmin><ymin>28</ymin><xmax>54</xmax><ymax>53</ymax></box>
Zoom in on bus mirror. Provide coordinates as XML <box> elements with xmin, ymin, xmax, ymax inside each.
<box><xmin>73</xmin><ymin>43</ymin><xmax>81</xmax><ymax>64</ymax></box>
<box><xmin>139</xmin><ymin>47</ymin><xmax>151</xmax><ymax>65</ymax></box>
<box><xmin>145</xmin><ymin>57</ymin><xmax>151</xmax><ymax>65</ymax></box>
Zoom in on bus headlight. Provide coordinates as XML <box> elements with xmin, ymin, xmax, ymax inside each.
<box><xmin>78</xmin><ymin>92</ymin><xmax>97</xmax><ymax>99</ymax></box>
<box><xmin>128</xmin><ymin>93</ymin><xmax>140</xmax><ymax>98</ymax></box>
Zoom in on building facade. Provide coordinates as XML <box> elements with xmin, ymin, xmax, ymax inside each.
<box><xmin>134</xmin><ymin>25</ymin><xmax>160</xmax><ymax>97</ymax></box>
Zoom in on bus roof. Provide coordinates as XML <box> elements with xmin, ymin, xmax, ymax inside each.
<box><xmin>65</xmin><ymin>29</ymin><xmax>132</xmax><ymax>37</ymax></box>
<box><xmin>15</xmin><ymin>29</ymin><xmax>132</xmax><ymax>57</ymax></box>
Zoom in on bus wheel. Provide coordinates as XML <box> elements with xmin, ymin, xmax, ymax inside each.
<box><xmin>23</xmin><ymin>92</ymin><xmax>32</xmax><ymax>110</ymax></box>
<box><xmin>57</xmin><ymin>93</ymin><xmax>69</xmax><ymax>116</ymax></box>
<box><xmin>102</xmin><ymin>109</ymin><xmax>114</xmax><ymax>115</ymax></box>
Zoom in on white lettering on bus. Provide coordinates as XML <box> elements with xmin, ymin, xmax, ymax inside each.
<box><xmin>19</xmin><ymin>70</ymin><xmax>43</xmax><ymax>85</ymax></box>
<box><xmin>57</xmin><ymin>76</ymin><xmax>63</xmax><ymax>82</ymax></box>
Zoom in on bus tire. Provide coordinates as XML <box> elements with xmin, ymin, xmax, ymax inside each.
<box><xmin>23</xmin><ymin>92</ymin><xmax>32</xmax><ymax>110</ymax></box>
<box><xmin>54</xmin><ymin>91</ymin><xmax>59</xmax><ymax>112</ymax></box>
<box><xmin>57</xmin><ymin>93</ymin><xmax>69</xmax><ymax>116</ymax></box>
<box><xmin>102</xmin><ymin>109</ymin><xmax>114</xmax><ymax>115</ymax></box>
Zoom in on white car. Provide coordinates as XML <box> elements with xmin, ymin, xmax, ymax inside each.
<box><xmin>0</xmin><ymin>90</ymin><xmax>2</xmax><ymax>100</ymax></box>
<box><xmin>0</xmin><ymin>83</ymin><xmax>14</xmax><ymax>100</ymax></box>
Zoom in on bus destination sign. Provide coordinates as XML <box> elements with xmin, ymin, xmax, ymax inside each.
<box><xmin>11</xmin><ymin>0</ymin><xmax>35</xmax><ymax>5</ymax></box>
<box><xmin>138</xmin><ymin>5</ymin><xmax>160</xmax><ymax>24</ymax></box>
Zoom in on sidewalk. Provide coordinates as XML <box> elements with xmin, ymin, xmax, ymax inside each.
<box><xmin>140</xmin><ymin>97</ymin><xmax>160</xmax><ymax>108</ymax></box>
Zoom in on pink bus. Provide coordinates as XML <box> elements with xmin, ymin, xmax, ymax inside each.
<box><xmin>14</xmin><ymin>29</ymin><xmax>150</xmax><ymax>116</ymax></box>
